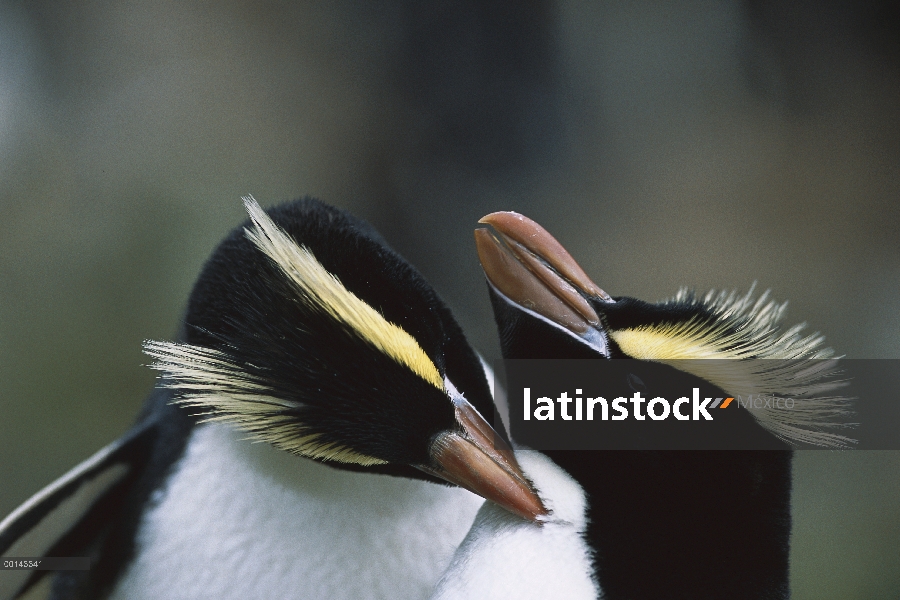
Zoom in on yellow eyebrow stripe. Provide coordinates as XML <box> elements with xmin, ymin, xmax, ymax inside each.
<box><xmin>606</xmin><ymin>288</ymin><xmax>852</xmax><ymax>448</ymax></box>
<box><xmin>242</xmin><ymin>196</ymin><xmax>444</xmax><ymax>391</ymax></box>
<box><xmin>610</xmin><ymin>326</ymin><xmax>732</xmax><ymax>361</ymax></box>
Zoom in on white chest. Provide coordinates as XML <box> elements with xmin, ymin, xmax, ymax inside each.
<box><xmin>429</xmin><ymin>450</ymin><xmax>598</xmax><ymax>600</ymax></box>
<box><xmin>110</xmin><ymin>423</ymin><xmax>484</xmax><ymax>600</ymax></box>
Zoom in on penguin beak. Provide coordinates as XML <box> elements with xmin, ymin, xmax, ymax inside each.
<box><xmin>420</xmin><ymin>401</ymin><xmax>547</xmax><ymax>522</ymax></box>
<box><xmin>474</xmin><ymin>211</ymin><xmax>613</xmax><ymax>353</ymax></box>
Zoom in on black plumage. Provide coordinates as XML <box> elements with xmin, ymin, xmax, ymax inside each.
<box><xmin>491</xmin><ymin>285</ymin><xmax>792</xmax><ymax>599</ymax></box>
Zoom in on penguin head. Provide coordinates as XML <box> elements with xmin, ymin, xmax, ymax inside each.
<box><xmin>143</xmin><ymin>197</ymin><xmax>546</xmax><ymax>521</ymax></box>
<box><xmin>475</xmin><ymin>211</ymin><xmax>852</xmax><ymax>448</ymax></box>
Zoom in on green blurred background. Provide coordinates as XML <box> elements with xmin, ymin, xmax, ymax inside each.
<box><xmin>0</xmin><ymin>1</ymin><xmax>898</xmax><ymax>597</ymax></box>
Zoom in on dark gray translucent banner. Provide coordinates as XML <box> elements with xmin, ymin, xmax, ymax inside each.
<box><xmin>1</xmin><ymin>557</ymin><xmax>90</xmax><ymax>570</ymax></box>
<box><xmin>493</xmin><ymin>359</ymin><xmax>900</xmax><ymax>450</ymax></box>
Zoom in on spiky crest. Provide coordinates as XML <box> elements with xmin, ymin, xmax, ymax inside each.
<box><xmin>609</xmin><ymin>285</ymin><xmax>854</xmax><ymax>448</ymax></box>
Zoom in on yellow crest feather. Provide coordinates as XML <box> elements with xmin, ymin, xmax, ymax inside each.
<box><xmin>144</xmin><ymin>340</ymin><xmax>387</xmax><ymax>465</ymax></box>
<box><xmin>242</xmin><ymin>195</ymin><xmax>444</xmax><ymax>391</ymax></box>
<box><xmin>610</xmin><ymin>287</ymin><xmax>853</xmax><ymax>448</ymax></box>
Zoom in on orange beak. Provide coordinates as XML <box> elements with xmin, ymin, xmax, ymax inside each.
<box><xmin>475</xmin><ymin>211</ymin><xmax>613</xmax><ymax>352</ymax></box>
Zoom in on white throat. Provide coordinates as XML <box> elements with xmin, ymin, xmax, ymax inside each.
<box><xmin>429</xmin><ymin>450</ymin><xmax>598</xmax><ymax>600</ymax></box>
<box><xmin>110</xmin><ymin>423</ymin><xmax>484</xmax><ymax>600</ymax></box>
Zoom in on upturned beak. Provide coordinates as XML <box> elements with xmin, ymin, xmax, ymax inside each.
<box><xmin>420</xmin><ymin>399</ymin><xmax>547</xmax><ymax>522</ymax></box>
<box><xmin>474</xmin><ymin>211</ymin><xmax>613</xmax><ymax>353</ymax></box>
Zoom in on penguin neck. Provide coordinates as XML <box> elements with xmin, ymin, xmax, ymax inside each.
<box><xmin>110</xmin><ymin>423</ymin><xmax>485</xmax><ymax>600</ymax></box>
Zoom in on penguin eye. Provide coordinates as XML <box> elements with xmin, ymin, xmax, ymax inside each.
<box><xmin>627</xmin><ymin>373</ymin><xmax>646</xmax><ymax>394</ymax></box>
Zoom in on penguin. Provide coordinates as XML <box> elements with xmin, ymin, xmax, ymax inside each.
<box><xmin>472</xmin><ymin>211</ymin><xmax>852</xmax><ymax>600</ymax></box>
<box><xmin>0</xmin><ymin>197</ymin><xmax>546</xmax><ymax>600</ymax></box>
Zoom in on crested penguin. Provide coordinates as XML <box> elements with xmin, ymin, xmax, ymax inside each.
<box><xmin>472</xmin><ymin>211</ymin><xmax>851</xmax><ymax>600</ymax></box>
<box><xmin>0</xmin><ymin>197</ymin><xmax>546</xmax><ymax>600</ymax></box>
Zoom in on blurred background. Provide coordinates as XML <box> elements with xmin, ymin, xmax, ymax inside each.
<box><xmin>0</xmin><ymin>1</ymin><xmax>898</xmax><ymax>597</ymax></box>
